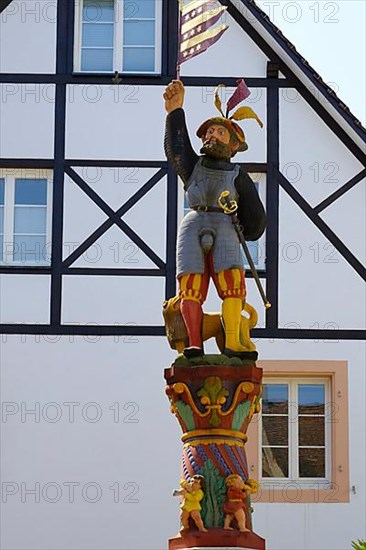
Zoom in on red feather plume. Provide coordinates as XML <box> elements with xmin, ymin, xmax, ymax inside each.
<box><xmin>226</xmin><ymin>79</ymin><xmax>251</xmax><ymax>117</ymax></box>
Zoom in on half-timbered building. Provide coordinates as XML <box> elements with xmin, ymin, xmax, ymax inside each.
<box><xmin>1</xmin><ymin>0</ymin><xmax>365</xmax><ymax>548</ymax></box>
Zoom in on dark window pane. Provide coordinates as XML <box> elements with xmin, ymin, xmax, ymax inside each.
<box><xmin>15</xmin><ymin>179</ymin><xmax>47</xmax><ymax>205</ymax></box>
<box><xmin>83</xmin><ymin>0</ymin><xmax>114</xmax><ymax>22</ymax></box>
<box><xmin>82</xmin><ymin>23</ymin><xmax>114</xmax><ymax>47</ymax></box>
<box><xmin>262</xmin><ymin>384</ymin><xmax>288</xmax><ymax>414</ymax></box>
<box><xmin>0</xmin><ymin>179</ymin><xmax>4</xmax><ymax>205</ymax></box>
<box><xmin>0</xmin><ymin>207</ymin><xmax>4</xmax><ymax>233</ymax></box>
<box><xmin>298</xmin><ymin>384</ymin><xmax>325</xmax><ymax>415</ymax></box>
<box><xmin>299</xmin><ymin>448</ymin><xmax>325</xmax><ymax>478</ymax></box>
<box><xmin>123</xmin><ymin>47</ymin><xmax>155</xmax><ymax>71</ymax></box>
<box><xmin>124</xmin><ymin>20</ymin><xmax>155</xmax><ymax>46</ymax></box>
<box><xmin>262</xmin><ymin>447</ymin><xmax>288</xmax><ymax>478</ymax></box>
<box><xmin>262</xmin><ymin>416</ymin><xmax>288</xmax><ymax>446</ymax></box>
<box><xmin>81</xmin><ymin>48</ymin><xmax>113</xmax><ymax>71</ymax></box>
<box><xmin>299</xmin><ymin>416</ymin><xmax>325</xmax><ymax>446</ymax></box>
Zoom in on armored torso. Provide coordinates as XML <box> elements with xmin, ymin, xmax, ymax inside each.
<box><xmin>177</xmin><ymin>158</ymin><xmax>244</xmax><ymax>276</ymax></box>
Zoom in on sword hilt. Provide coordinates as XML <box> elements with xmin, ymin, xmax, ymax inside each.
<box><xmin>218</xmin><ymin>190</ymin><xmax>238</xmax><ymax>215</ymax></box>
<box><xmin>218</xmin><ymin>192</ymin><xmax>272</xmax><ymax>310</ymax></box>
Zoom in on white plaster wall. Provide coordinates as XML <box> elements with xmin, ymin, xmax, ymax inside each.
<box><xmin>62</xmin><ymin>275</ymin><xmax>165</xmax><ymax>325</ymax></box>
<box><xmin>181</xmin><ymin>11</ymin><xmax>269</xmax><ymax>78</ymax></box>
<box><xmin>0</xmin><ymin>275</ymin><xmax>50</xmax><ymax>323</ymax></box>
<box><xmin>255</xmin><ymin>338</ymin><xmax>366</xmax><ymax>550</ymax></box>
<box><xmin>0</xmin><ymin>0</ymin><xmax>57</xmax><ymax>74</ymax></box>
<box><xmin>0</xmin><ymin>336</ymin><xmax>180</xmax><ymax>550</ymax></box>
<box><xmin>278</xmin><ymin>188</ymin><xmax>366</xmax><ymax>330</ymax></box>
<box><xmin>321</xmin><ymin>178</ymin><xmax>366</xmax><ymax>265</ymax></box>
<box><xmin>65</xmin><ymin>84</ymin><xmax>266</xmax><ymax>163</ymax></box>
<box><xmin>63</xmin><ymin>169</ymin><xmax>167</xmax><ymax>267</ymax></box>
<box><xmin>280</xmin><ymin>92</ymin><xmax>364</xmax><ymax>207</ymax></box>
<box><xmin>65</xmin><ymin>85</ymin><xmax>166</xmax><ymax>160</ymax></box>
<box><xmin>1</xmin><ymin>336</ymin><xmax>365</xmax><ymax>550</ymax></box>
<box><xmin>62</xmin><ymin>173</ymin><xmax>110</xmax><ymax>261</ymax></box>
<box><xmin>0</xmin><ymin>84</ymin><xmax>55</xmax><ymax>158</ymax></box>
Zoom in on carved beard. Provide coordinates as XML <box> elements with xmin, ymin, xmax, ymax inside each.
<box><xmin>200</xmin><ymin>139</ymin><xmax>232</xmax><ymax>160</ymax></box>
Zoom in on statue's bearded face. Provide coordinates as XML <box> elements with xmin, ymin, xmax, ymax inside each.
<box><xmin>200</xmin><ymin>124</ymin><xmax>239</xmax><ymax>159</ymax></box>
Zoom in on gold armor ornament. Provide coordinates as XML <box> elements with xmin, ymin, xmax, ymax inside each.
<box><xmin>163</xmin><ymin>296</ymin><xmax>258</xmax><ymax>355</ymax></box>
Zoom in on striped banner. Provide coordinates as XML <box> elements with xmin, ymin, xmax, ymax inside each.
<box><xmin>178</xmin><ymin>0</ymin><xmax>229</xmax><ymax>65</ymax></box>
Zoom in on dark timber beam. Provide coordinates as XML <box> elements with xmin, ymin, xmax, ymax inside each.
<box><xmin>265</xmin><ymin>62</ymin><xmax>280</xmax><ymax>330</ymax></box>
<box><xmin>65</xmin><ymin>167</ymin><xmax>166</xmax><ymax>270</ymax></box>
<box><xmin>63</xmin><ymin>167</ymin><xmax>166</xmax><ymax>268</ymax></box>
<box><xmin>165</xmin><ymin>166</ymin><xmax>178</xmax><ymax>299</ymax></box>
<box><xmin>0</xmin><ymin>324</ymin><xmax>364</xmax><ymax>340</ymax></box>
<box><xmin>278</xmin><ymin>171</ymin><xmax>366</xmax><ymax>281</ymax></box>
<box><xmin>219</xmin><ymin>0</ymin><xmax>365</xmax><ymax>165</ymax></box>
<box><xmin>0</xmin><ymin>74</ymin><xmax>294</xmax><ymax>87</ymax></box>
<box><xmin>236</xmin><ymin>0</ymin><xmax>366</xmax><ymax>143</ymax></box>
<box><xmin>0</xmin><ymin>0</ymin><xmax>13</xmax><ymax>13</ymax></box>
<box><xmin>50</xmin><ymin>0</ymin><xmax>68</xmax><ymax>325</ymax></box>
<box><xmin>314</xmin><ymin>169</ymin><xmax>366</xmax><ymax>214</ymax></box>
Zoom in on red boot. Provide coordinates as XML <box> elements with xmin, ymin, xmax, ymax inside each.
<box><xmin>180</xmin><ymin>299</ymin><xmax>204</xmax><ymax>357</ymax></box>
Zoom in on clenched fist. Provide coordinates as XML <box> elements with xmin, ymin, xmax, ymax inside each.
<box><xmin>163</xmin><ymin>80</ymin><xmax>185</xmax><ymax>113</ymax></box>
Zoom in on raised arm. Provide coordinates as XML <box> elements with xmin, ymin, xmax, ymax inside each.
<box><xmin>163</xmin><ymin>80</ymin><xmax>198</xmax><ymax>185</ymax></box>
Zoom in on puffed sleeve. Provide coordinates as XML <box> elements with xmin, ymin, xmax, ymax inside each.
<box><xmin>235</xmin><ymin>170</ymin><xmax>266</xmax><ymax>241</ymax></box>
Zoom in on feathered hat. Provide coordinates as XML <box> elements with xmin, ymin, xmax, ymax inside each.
<box><xmin>196</xmin><ymin>79</ymin><xmax>263</xmax><ymax>152</ymax></box>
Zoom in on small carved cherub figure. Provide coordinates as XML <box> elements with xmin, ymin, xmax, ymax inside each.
<box><xmin>223</xmin><ymin>474</ymin><xmax>258</xmax><ymax>532</ymax></box>
<box><xmin>174</xmin><ymin>475</ymin><xmax>208</xmax><ymax>532</ymax></box>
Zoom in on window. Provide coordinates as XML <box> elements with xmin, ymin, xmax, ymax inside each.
<box><xmin>74</xmin><ymin>0</ymin><xmax>162</xmax><ymax>74</ymax></box>
<box><xmin>246</xmin><ymin>361</ymin><xmax>350</xmax><ymax>503</ymax></box>
<box><xmin>0</xmin><ymin>179</ymin><xmax>4</xmax><ymax>262</ymax></box>
<box><xmin>181</xmin><ymin>172</ymin><xmax>266</xmax><ymax>271</ymax></box>
<box><xmin>261</xmin><ymin>379</ymin><xmax>330</xmax><ymax>484</ymax></box>
<box><xmin>0</xmin><ymin>170</ymin><xmax>53</xmax><ymax>266</ymax></box>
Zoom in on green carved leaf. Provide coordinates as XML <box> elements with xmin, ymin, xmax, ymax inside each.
<box><xmin>199</xmin><ymin>459</ymin><xmax>226</xmax><ymax>528</ymax></box>
<box><xmin>198</xmin><ymin>377</ymin><xmax>223</xmax><ymax>403</ymax></box>
<box><xmin>210</xmin><ymin>410</ymin><xmax>220</xmax><ymax>428</ymax></box>
<box><xmin>231</xmin><ymin>400</ymin><xmax>251</xmax><ymax>431</ymax></box>
<box><xmin>175</xmin><ymin>401</ymin><xmax>196</xmax><ymax>431</ymax></box>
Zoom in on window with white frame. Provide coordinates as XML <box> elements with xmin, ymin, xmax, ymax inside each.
<box><xmin>260</xmin><ymin>378</ymin><xmax>331</xmax><ymax>486</ymax></box>
<box><xmin>74</xmin><ymin>0</ymin><xmax>162</xmax><ymax>74</ymax></box>
<box><xmin>182</xmin><ymin>173</ymin><xmax>266</xmax><ymax>270</ymax></box>
<box><xmin>0</xmin><ymin>170</ymin><xmax>53</xmax><ymax>266</ymax></box>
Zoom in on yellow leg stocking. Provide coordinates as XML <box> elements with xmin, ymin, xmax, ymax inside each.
<box><xmin>222</xmin><ymin>297</ymin><xmax>248</xmax><ymax>353</ymax></box>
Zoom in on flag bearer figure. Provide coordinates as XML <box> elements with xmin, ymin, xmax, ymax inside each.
<box><xmin>164</xmin><ymin>80</ymin><xmax>266</xmax><ymax>358</ymax></box>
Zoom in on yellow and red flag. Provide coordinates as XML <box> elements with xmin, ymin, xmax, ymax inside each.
<box><xmin>177</xmin><ymin>0</ymin><xmax>229</xmax><ymax>69</ymax></box>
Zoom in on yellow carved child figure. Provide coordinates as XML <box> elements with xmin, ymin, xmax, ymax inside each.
<box><xmin>176</xmin><ymin>475</ymin><xmax>208</xmax><ymax>532</ymax></box>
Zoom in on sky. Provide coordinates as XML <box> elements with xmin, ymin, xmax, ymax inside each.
<box><xmin>255</xmin><ymin>0</ymin><xmax>366</xmax><ymax>125</ymax></box>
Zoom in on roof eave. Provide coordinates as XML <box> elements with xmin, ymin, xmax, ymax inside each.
<box><xmin>229</xmin><ymin>0</ymin><xmax>366</xmax><ymax>146</ymax></box>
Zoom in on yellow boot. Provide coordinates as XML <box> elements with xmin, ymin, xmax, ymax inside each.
<box><xmin>222</xmin><ymin>297</ymin><xmax>251</xmax><ymax>357</ymax></box>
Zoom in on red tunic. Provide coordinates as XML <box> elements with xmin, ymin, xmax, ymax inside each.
<box><xmin>223</xmin><ymin>486</ymin><xmax>247</xmax><ymax>514</ymax></box>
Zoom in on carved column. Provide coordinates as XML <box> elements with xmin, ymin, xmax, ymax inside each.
<box><xmin>165</xmin><ymin>363</ymin><xmax>265</xmax><ymax>550</ymax></box>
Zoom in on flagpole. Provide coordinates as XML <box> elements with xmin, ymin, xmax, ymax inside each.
<box><xmin>177</xmin><ymin>0</ymin><xmax>182</xmax><ymax>79</ymax></box>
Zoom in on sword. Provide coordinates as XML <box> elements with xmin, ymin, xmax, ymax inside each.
<box><xmin>218</xmin><ymin>190</ymin><xmax>271</xmax><ymax>309</ymax></box>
